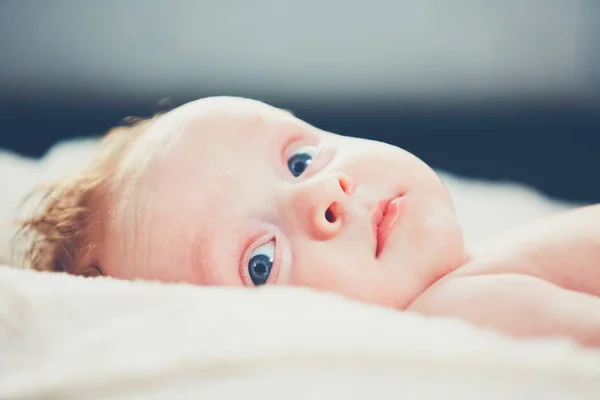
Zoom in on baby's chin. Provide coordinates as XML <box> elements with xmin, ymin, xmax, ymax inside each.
<box><xmin>397</xmin><ymin>192</ymin><xmax>466</xmax><ymax>285</ymax></box>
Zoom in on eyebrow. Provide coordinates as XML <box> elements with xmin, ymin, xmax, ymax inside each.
<box><xmin>190</xmin><ymin>222</ymin><xmax>250</xmax><ymax>285</ymax></box>
<box><xmin>189</xmin><ymin>231</ymin><xmax>219</xmax><ymax>284</ymax></box>
<box><xmin>191</xmin><ymin>123</ymin><xmax>297</xmax><ymax>285</ymax></box>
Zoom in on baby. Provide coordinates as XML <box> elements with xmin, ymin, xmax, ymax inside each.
<box><xmin>19</xmin><ymin>97</ymin><xmax>600</xmax><ymax>347</ymax></box>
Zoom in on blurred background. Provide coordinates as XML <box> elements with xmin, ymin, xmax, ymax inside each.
<box><xmin>1</xmin><ymin>0</ymin><xmax>598</xmax><ymax>203</ymax></box>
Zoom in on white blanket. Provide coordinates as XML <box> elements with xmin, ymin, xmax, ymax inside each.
<box><xmin>1</xmin><ymin>266</ymin><xmax>600</xmax><ymax>399</ymax></box>
<box><xmin>1</xmin><ymin>140</ymin><xmax>598</xmax><ymax>399</ymax></box>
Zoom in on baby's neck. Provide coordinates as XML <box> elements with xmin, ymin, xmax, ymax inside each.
<box><xmin>403</xmin><ymin>252</ymin><xmax>472</xmax><ymax>310</ymax></box>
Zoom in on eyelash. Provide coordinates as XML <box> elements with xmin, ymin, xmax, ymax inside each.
<box><xmin>286</xmin><ymin>144</ymin><xmax>321</xmax><ymax>178</ymax></box>
<box><xmin>240</xmin><ymin>234</ymin><xmax>281</xmax><ymax>286</ymax></box>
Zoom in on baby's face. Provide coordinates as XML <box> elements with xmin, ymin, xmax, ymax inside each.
<box><xmin>102</xmin><ymin>97</ymin><xmax>465</xmax><ymax>309</ymax></box>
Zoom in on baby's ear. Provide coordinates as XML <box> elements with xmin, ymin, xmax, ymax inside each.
<box><xmin>80</xmin><ymin>264</ymin><xmax>103</xmax><ymax>278</ymax></box>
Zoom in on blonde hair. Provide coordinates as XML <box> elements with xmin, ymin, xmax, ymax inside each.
<box><xmin>17</xmin><ymin>116</ymin><xmax>158</xmax><ymax>273</ymax></box>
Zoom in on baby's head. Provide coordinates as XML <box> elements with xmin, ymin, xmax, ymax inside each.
<box><xmin>21</xmin><ymin>97</ymin><xmax>466</xmax><ymax>309</ymax></box>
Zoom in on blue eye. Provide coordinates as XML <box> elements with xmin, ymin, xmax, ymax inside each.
<box><xmin>247</xmin><ymin>241</ymin><xmax>275</xmax><ymax>286</ymax></box>
<box><xmin>287</xmin><ymin>146</ymin><xmax>317</xmax><ymax>177</ymax></box>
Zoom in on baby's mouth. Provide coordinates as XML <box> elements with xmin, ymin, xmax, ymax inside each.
<box><xmin>373</xmin><ymin>195</ymin><xmax>404</xmax><ymax>258</ymax></box>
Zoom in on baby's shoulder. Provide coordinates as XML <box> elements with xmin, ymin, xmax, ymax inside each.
<box><xmin>409</xmin><ymin>273</ymin><xmax>546</xmax><ymax>314</ymax></box>
<box><xmin>408</xmin><ymin>272</ymin><xmax>600</xmax><ymax>347</ymax></box>
<box><xmin>453</xmin><ymin>236</ymin><xmax>600</xmax><ymax>297</ymax></box>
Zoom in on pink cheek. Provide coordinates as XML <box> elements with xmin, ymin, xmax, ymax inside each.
<box><xmin>291</xmin><ymin>262</ymin><xmax>350</xmax><ymax>292</ymax></box>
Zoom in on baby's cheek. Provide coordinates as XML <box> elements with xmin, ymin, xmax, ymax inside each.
<box><xmin>289</xmin><ymin>255</ymin><xmax>357</xmax><ymax>293</ymax></box>
<box><xmin>407</xmin><ymin>199</ymin><xmax>462</xmax><ymax>250</ymax></box>
<box><xmin>290</xmin><ymin>259</ymin><xmax>339</xmax><ymax>290</ymax></box>
<box><xmin>290</xmin><ymin>258</ymin><xmax>387</xmax><ymax>304</ymax></box>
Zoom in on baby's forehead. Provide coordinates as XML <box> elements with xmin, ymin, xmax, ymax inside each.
<box><xmin>131</xmin><ymin>98</ymin><xmax>292</xmax><ymax>169</ymax></box>
<box><xmin>108</xmin><ymin>97</ymin><xmax>297</xmax><ymax>231</ymax></box>
<box><xmin>167</xmin><ymin>97</ymin><xmax>302</xmax><ymax>148</ymax></box>
<box><xmin>173</xmin><ymin>96</ymin><xmax>292</xmax><ymax>125</ymax></box>
<box><xmin>124</xmin><ymin>98</ymin><xmax>284</xmax><ymax>161</ymax></box>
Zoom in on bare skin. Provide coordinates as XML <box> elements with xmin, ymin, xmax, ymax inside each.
<box><xmin>410</xmin><ymin>205</ymin><xmax>600</xmax><ymax>347</ymax></box>
<box><xmin>82</xmin><ymin>97</ymin><xmax>600</xmax><ymax>347</ymax></box>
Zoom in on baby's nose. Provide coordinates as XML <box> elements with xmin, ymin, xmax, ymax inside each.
<box><xmin>292</xmin><ymin>173</ymin><xmax>354</xmax><ymax>240</ymax></box>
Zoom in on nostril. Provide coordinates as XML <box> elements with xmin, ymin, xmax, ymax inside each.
<box><xmin>325</xmin><ymin>206</ymin><xmax>337</xmax><ymax>223</ymax></box>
